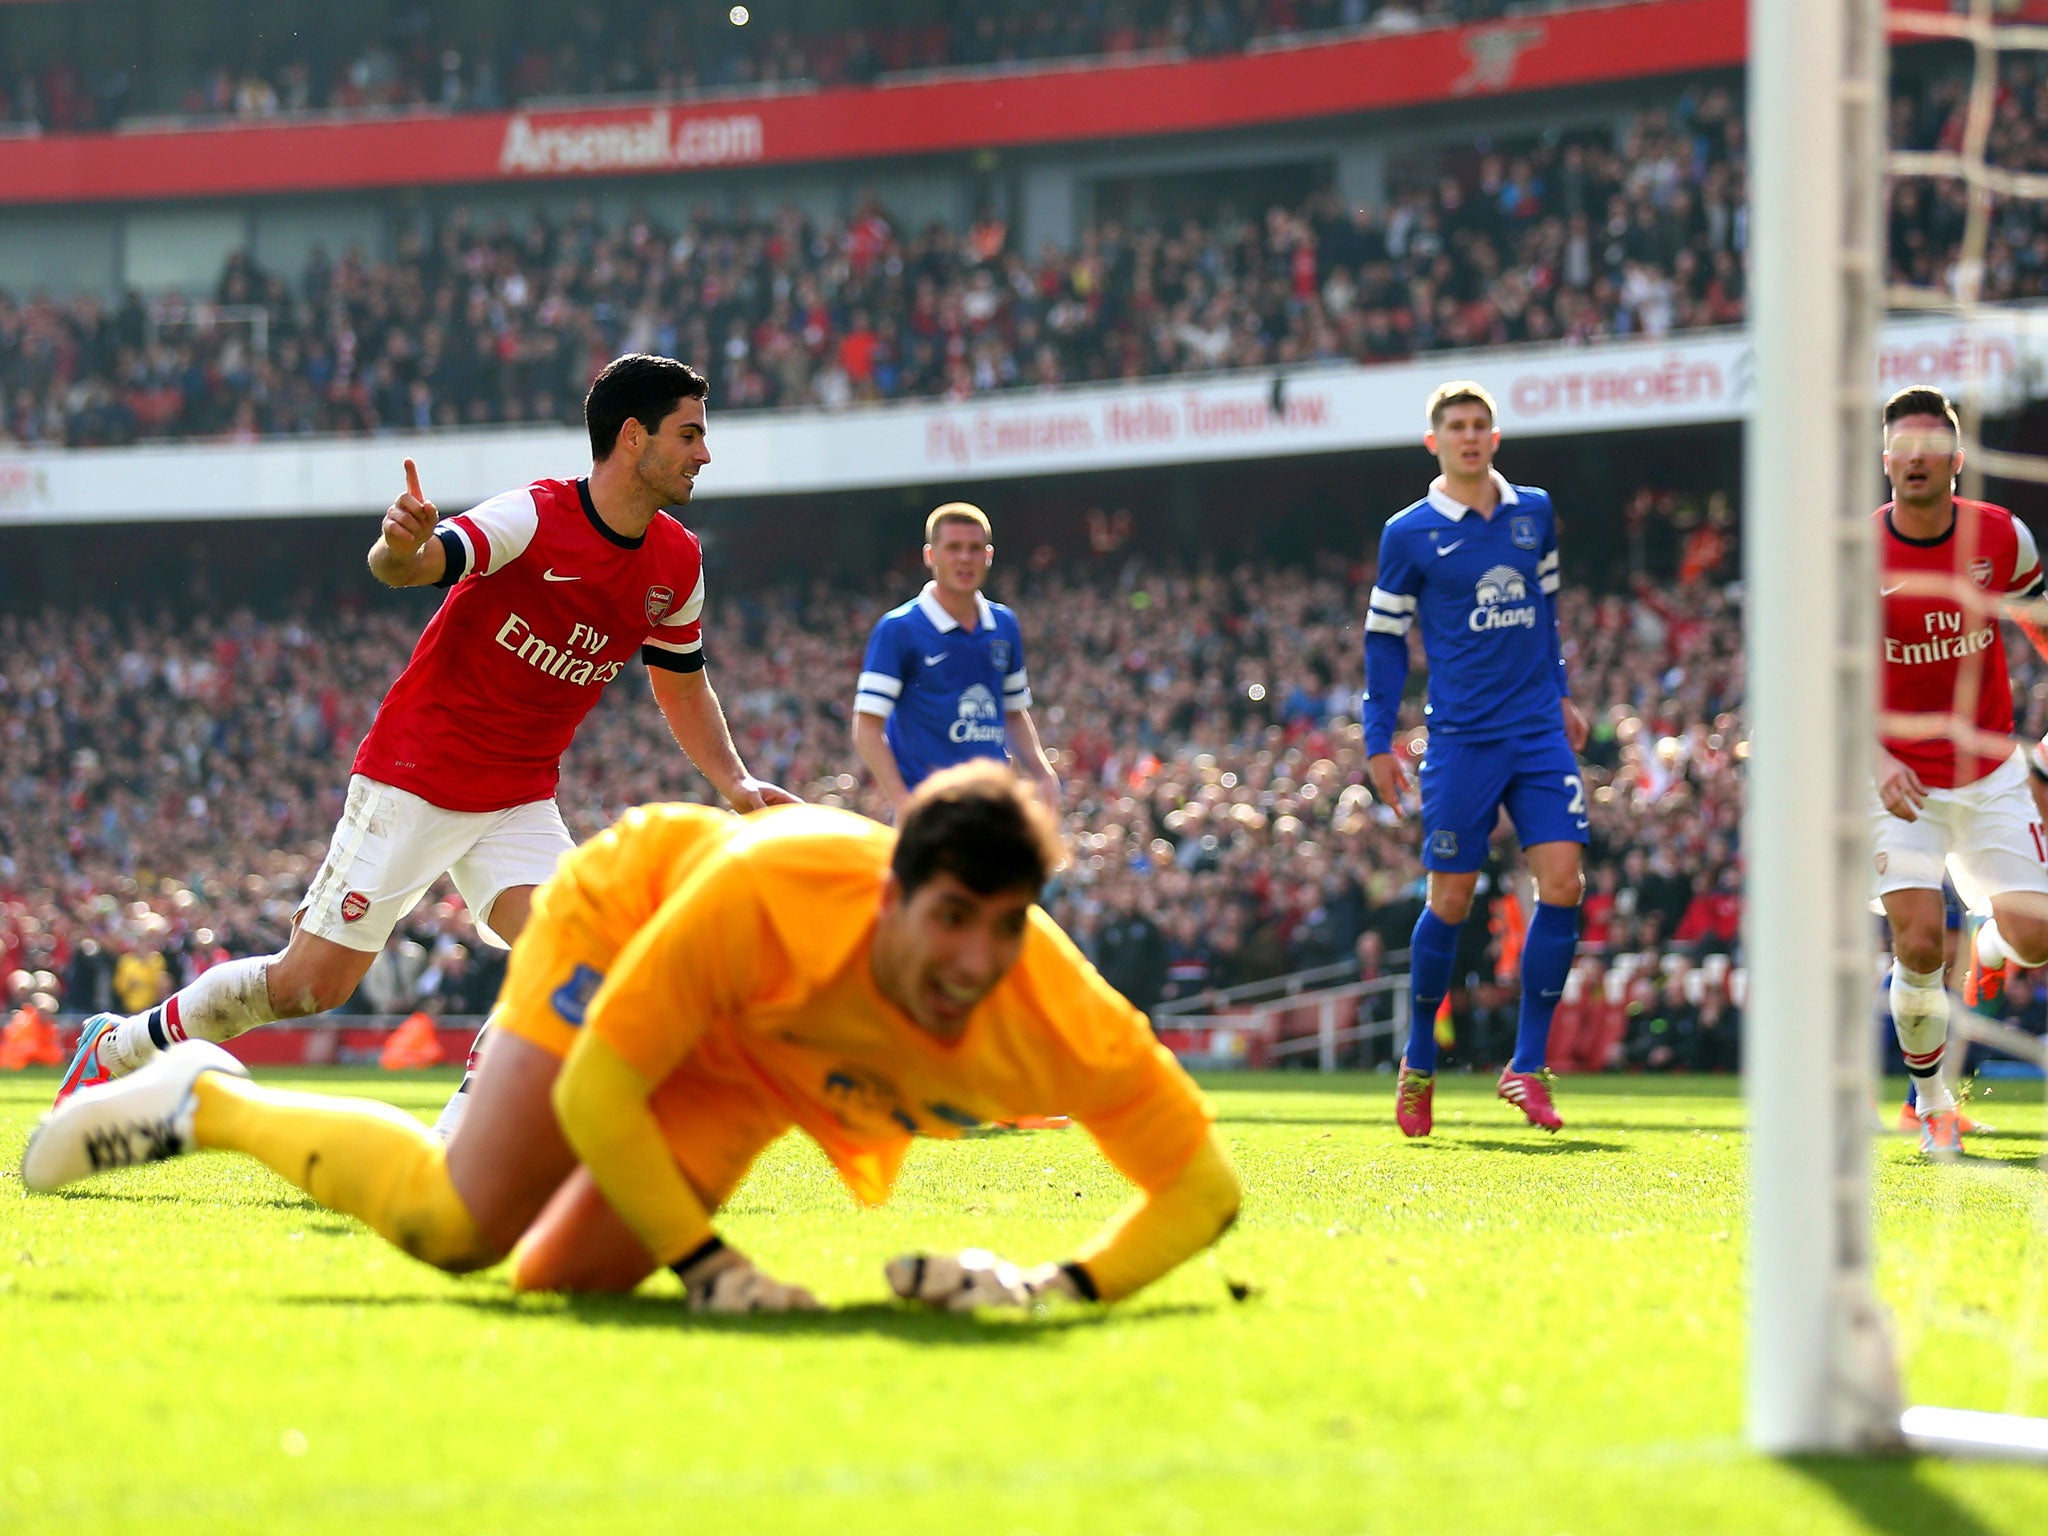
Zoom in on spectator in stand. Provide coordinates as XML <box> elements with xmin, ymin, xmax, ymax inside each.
<box><xmin>1</xmin><ymin>527</ymin><xmax>1760</xmax><ymax>1026</ymax></box>
<box><xmin>111</xmin><ymin>936</ymin><xmax>170</xmax><ymax>1016</ymax></box>
<box><xmin>1096</xmin><ymin>889</ymin><xmax>1169</xmax><ymax>1016</ymax></box>
<box><xmin>1673</xmin><ymin>863</ymin><xmax>1742</xmax><ymax>955</ymax></box>
<box><xmin>0</xmin><ymin>4</ymin><xmax>1663</xmax><ymax>135</ymax></box>
<box><xmin>0</xmin><ymin>65</ymin><xmax>2000</xmax><ymax>452</ymax></box>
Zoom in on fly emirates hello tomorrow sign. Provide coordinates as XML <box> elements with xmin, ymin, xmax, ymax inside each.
<box><xmin>1</xmin><ymin>315</ymin><xmax>2040</xmax><ymax>524</ymax></box>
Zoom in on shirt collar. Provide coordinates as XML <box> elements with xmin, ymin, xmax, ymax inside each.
<box><xmin>1425</xmin><ymin>470</ymin><xmax>1519</xmax><ymax>521</ymax></box>
<box><xmin>917</xmin><ymin>581</ymin><xmax>994</xmax><ymax>633</ymax></box>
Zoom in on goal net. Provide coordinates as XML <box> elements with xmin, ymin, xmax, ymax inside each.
<box><xmin>1748</xmin><ymin>0</ymin><xmax>2048</xmax><ymax>1458</ymax></box>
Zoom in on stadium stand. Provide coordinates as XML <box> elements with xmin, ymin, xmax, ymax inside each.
<box><xmin>4</xmin><ymin>51</ymin><xmax>2041</xmax><ymax>450</ymax></box>
<box><xmin>0</xmin><ymin>2</ymin><xmax>1659</xmax><ymax>131</ymax></box>
<box><xmin>0</xmin><ymin>518</ymin><xmax>1772</xmax><ymax>1071</ymax></box>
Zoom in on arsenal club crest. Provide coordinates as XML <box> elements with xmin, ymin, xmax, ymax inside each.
<box><xmin>1969</xmin><ymin>557</ymin><xmax>1995</xmax><ymax>588</ymax></box>
<box><xmin>646</xmin><ymin>586</ymin><xmax>677</xmax><ymax>623</ymax></box>
<box><xmin>340</xmin><ymin>891</ymin><xmax>371</xmax><ymax>923</ymax></box>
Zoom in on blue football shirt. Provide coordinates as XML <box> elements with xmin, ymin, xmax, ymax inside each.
<box><xmin>855</xmin><ymin>583</ymin><xmax>1033</xmax><ymax>788</ymax></box>
<box><xmin>1361</xmin><ymin>471</ymin><xmax>1569</xmax><ymax>756</ymax></box>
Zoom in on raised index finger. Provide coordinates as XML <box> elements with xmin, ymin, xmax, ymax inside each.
<box><xmin>404</xmin><ymin>458</ymin><xmax>425</xmax><ymax>504</ymax></box>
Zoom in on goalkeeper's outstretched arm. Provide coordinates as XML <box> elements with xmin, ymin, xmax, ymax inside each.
<box><xmin>890</xmin><ymin>1127</ymin><xmax>1241</xmax><ymax>1311</ymax></box>
<box><xmin>547</xmin><ymin>1028</ymin><xmax>816</xmax><ymax>1311</ymax></box>
<box><xmin>1067</xmin><ymin>1126</ymin><xmax>1241</xmax><ymax>1302</ymax></box>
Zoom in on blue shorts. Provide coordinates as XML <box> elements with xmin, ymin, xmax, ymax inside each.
<box><xmin>1417</xmin><ymin>731</ymin><xmax>1588</xmax><ymax>873</ymax></box>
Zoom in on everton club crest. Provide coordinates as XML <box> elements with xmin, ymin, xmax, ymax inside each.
<box><xmin>646</xmin><ymin>585</ymin><xmax>677</xmax><ymax>623</ymax></box>
<box><xmin>1511</xmin><ymin>515</ymin><xmax>1538</xmax><ymax>550</ymax></box>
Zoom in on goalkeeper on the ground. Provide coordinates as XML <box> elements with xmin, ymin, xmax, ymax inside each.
<box><xmin>23</xmin><ymin>762</ymin><xmax>1240</xmax><ymax>1313</ymax></box>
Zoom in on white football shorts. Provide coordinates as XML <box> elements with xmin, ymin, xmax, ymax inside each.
<box><xmin>1871</xmin><ymin>748</ymin><xmax>2048</xmax><ymax>911</ymax></box>
<box><xmin>297</xmin><ymin>774</ymin><xmax>574</xmax><ymax>953</ymax></box>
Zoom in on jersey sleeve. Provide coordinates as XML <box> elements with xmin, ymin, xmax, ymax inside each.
<box><xmin>436</xmin><ymin>487</ymin><xmax>540</xmax><ymax>582</ymax></box>
<box><xmin>2009</xmin><ymin>516</ymin><xmax>2044</xmax><ymax>598</ymax></box>
<box><xmin>641</xmin><ymin>554</ymin><xmax>707</xmax><ymax>674</ymax></box>
<box><xmin>582</xmin><ymin>852</ymin><xmax>779</xmax><ymax>1088</ymax></box>
<box><xmin>1540</xmin><ymin>499</ymin><xmax>1570</xmax><ymax>697</ymax></box>
<box><xmin>1361</xmin><ymin>520</ymin><xmax>1419</xmax><ymax>756</ymax></box>
<box><xmin>1017</xmin><ymin>920</ymin><xmax>1214</xmax><ymax>1192</ymax></box>
<box><xmin>1000</xmin><ymin>608</ymin><xmax>1033</xmax><ymax>713</ymax></box>
<box><xmin>855</xmin><ymin>614</ymin><xmax>907</xmax><ymax>719</ymax></box>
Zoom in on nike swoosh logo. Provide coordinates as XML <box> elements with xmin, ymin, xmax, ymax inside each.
<box><xmin>923</xmin><ymin>653</ymin><xmax>947</xmax><ymax>665</ymax></box>
<box><xmin>542</xmin><ymin>569</ymin><xmax>580</xmax><ymax>583</ymax></box>
<box><xmin>1436</xmin><ymin>541</ymin><xmax>1466</xmax><ymax>556</ymax></box>
<box><xmin>1880</xmin><ymin>581</ymin><xmax>1907</xmax><ymax>595</ymax></box>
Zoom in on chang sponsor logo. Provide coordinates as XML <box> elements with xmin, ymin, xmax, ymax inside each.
<box><xmin>948</xmin><ymin>683</ymin><xmax>1007</xmax><ymax>745</ymax></box>
<box><xmin>1468</xmin><ymin>564</ymin><xmax>1537</xmax><ymax>633</ymax></box>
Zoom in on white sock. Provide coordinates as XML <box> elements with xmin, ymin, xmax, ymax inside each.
<box><xmin>430</xmin><ymin>1021</ymin><xmax>491</xmax><ymax>1142</ymax></box>
<box><xmin>1889</xmin><ymin>962</ymin><xmax>1955</xmax><ymax>1113</ymax></box>
<box><xmin>431</xmin><ymin>1078</ymin><xmax>472</xmax><ymax>1143</ymax></box>
<box><xmin>103</xmin><ymin>958</ymin><xmax>277</xmax><ymax>1077</ymax></box>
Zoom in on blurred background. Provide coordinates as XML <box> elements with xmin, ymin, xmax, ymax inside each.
<box><xmin>0</xmin><ymin>0</ymin><xmax>2044</xmax><ymax>1076</ymax></box>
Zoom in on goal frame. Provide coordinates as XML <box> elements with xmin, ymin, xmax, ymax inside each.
<box><xmin>1745</xmin><ymin>0</ymin><xmax>1900</xmax><ymax>1457</ymax></box>
<box><xmin>1747</xmin><ymin>0</ymin><xmax>2048</xmax><ymax>1459</ymax></box>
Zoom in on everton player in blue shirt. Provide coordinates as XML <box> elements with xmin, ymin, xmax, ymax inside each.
<box><xmin>854</xmin><ymin>502</ymin><xmax>1061</xmax><ymax>817</ymax></box>
<box><xmin>1362</xmin><ymin>382</ymin><xmax>1589</xmax><ymax>1136</ymax></box>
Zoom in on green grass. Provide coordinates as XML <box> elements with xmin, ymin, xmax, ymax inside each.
<box><xmin>2</xmin><ymin>1069</ymin><xmax>2045</xmax><ymax>1535</ymax></box>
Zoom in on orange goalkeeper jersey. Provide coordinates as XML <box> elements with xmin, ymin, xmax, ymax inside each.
<box><xmin>539</xmin><ymin>801</ymin><xmax>741</xmax><ymax>939</ymax></box>
<box><xmin>577</xmin><ymin>804</ymin><xmax>1214</xmax><ymax>1209</ymax></box>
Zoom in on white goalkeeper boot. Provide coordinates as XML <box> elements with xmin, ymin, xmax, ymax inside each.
<box><xmin>20</xmin><ymin>1039</ymin><xmax>247</xmax><ymax>1191</ymax></box>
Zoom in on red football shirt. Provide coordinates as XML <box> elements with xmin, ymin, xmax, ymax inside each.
<box><xmin>1877</xmin><ymin>497</ymin><xmax>2042</xmax><ymax>790</ymax></box>
<box><xmin>353</xmin><ymin>477</ymin><xmax>706</xmax><ymax>812</ymax></box>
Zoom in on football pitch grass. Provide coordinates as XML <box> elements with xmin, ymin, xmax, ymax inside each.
<box><xmin>3</xmin><ymin>1070</ymin><xmax>2045</xmax><ymax>1535</ymax></box>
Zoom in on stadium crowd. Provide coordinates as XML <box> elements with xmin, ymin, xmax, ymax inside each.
<box><xmin>0</xmin><ymin>2</ymin><xmax>1647</xmax><ymax>132</ymax></box>
<box><xmin>6</xmin><ymin>50</ymin><xmax>2045</xmax><ymax>451</ymax></box>
<box><xmin>0</xmin><ymin>507</ymin><xmax>1776</xmax><ymax>1073</ymax></box>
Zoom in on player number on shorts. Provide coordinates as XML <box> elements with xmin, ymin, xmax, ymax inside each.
<box><xmin>1565</xmin><ymin>775</ymin><xmax>1586</xmax><ymax>815</ymax></box>
<box><xmin>2031</xmin><ymin>822</ymin><xmax>2046</xmax><ymax>865</ymax></box>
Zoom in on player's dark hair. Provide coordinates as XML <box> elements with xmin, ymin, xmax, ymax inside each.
<box><xmin>585</xmin><ymin>354</ymin><xmax>709</xmax><ymax>459</ymax></box>
<box><xmin>892</xmin><ymin>761</ymin><xmax>1063</xmax><ymax>899</ymax></box>
<box><xmin>1883</xmin><ymin>385</ymin><xmax>1960</xmax><ymax>437</ymax></box>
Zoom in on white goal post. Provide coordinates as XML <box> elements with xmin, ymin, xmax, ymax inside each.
<box><xmin>1748</xmin><ymin>0</ymin><xmax>2048</xmax><ymax>1460</ymax></box>
<box><xmin>1745</xmin><ymin>0</ymin><xmax>1901</xmax><ymax>1457</ymax></box>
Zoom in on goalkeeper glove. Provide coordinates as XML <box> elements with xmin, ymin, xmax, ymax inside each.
<box><xmin>671</xmin><ymin>1236</ymin><xmax>821</xmax><ymax>1314</ymax></box>
<box><xmin>885</xmin><ymin>1248</ymin><xmax>1095</xmax><ymax>1312</ymax></box>
<box><xmin>2030</xmin><ymin>737</ymin><xmax>2048</xmax><ymax>784</ymax></box>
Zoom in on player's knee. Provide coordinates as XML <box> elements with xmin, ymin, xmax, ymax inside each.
<box><xmin>267</xmin><ymin>954</ymin><xmax>361</xmax><ymax>1017</ymax></box>
<box><xmin>508</xmin><ymin>1234</ymin><xmax>650</xmax><ymax>1294</ymax></box>
<box><xmin>1428</xmin><ymin>888</ymin><xmax>1475</xmax><ymax>924</ymax></box>
<box><xmin>1534</xmin><ymin>870</ymin><xmax>1585</xmax><ymax>907</ymax></box>
<box><xmin>1893</xmin><ymin>928</ymin><xmax>1945</xmax><ymax>975</ymax></box>
<box><xmin>1993</xmin><ymin>915</ymin><xmax>2048</xmax><ymax>970</ymax></box>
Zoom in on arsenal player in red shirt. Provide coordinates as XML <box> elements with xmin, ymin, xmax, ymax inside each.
<box><xmin>1873</xmin><ymin>384</ymin><xmax>2048</xmax><ymax>1156</ymax></box>
<box><xmin>59</xmin><ymin>355</ymin><xmax>795</xmax><ymax>1112</ymax></box>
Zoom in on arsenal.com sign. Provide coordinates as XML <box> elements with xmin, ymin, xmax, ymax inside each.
<box><xmin>499</xmin><ymin>108</ymin><xmax>764</xmax><ymax>175</ymax></box>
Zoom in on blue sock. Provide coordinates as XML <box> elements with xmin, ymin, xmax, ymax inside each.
<box><xmin>1511</xmin><ymin>902</ymin><xmax>1580</xmax><ymax>1074</ymax></box>
<box><xmin>1404</xmin><ymin>907</ymin><xmax>1460</xmax><ymax>1073</ymax></box>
